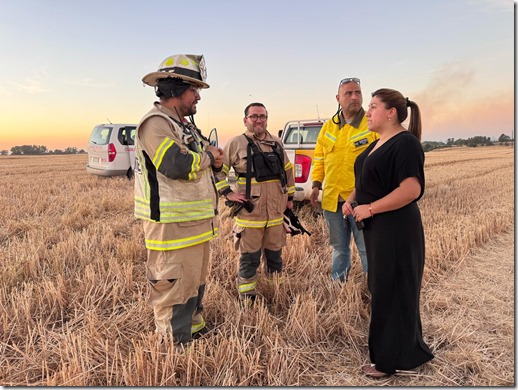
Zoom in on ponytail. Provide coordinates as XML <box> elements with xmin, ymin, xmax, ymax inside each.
<box><xmin>372</xmin><ymin>88</ymin><xmax>422</xmax><ymax>141</ymax></box>
<box><xmin>406</xmin><ymin>99</ymin><xmax>422</xmax><ymax>141</ymax></box>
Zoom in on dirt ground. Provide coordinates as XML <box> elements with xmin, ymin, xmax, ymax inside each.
<box><xmin>419</xmin><ymin>226</ymin><xmax>515</xmax><ymax>386</ymax></box>
<box><xmin>326</xmin><ymin>226</ymin><xmax>515</xmax><ymax>387</ymax></box>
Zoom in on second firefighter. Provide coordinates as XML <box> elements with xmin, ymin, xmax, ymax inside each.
<box><xmin>216</xmin><ymin>102</ymin><xmax>296</xmax><ymax>303</ymax></box>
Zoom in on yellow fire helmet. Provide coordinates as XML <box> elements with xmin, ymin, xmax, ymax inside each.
<box><xmin>142</xmin><ymin>54</ymin><xmax>209</xmax><ymax>89</ymax></box>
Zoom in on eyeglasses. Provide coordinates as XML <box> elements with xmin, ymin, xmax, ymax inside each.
<box><xmin>247</xmin><ymin>114</ymin><xmax>268</xmax><ymax>122</ymax></box>
<box><xmin>340</xmin><ymin>77</ymin><xmax>360</xmax><ymax>86</ymax></box>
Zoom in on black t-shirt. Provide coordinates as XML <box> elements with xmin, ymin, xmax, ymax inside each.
<box><xmin>354</xmin><ymin>131</ymin><xmax>425</xmax><ymax>205</ymax></box>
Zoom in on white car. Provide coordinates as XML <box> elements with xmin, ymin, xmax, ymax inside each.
<box><xmin>86</xmin><ymin>123</ymin><xmax>136</xmax><ymax>177</ymax></box>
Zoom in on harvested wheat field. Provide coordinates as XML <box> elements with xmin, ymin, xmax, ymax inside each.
<box><xmin>0</xmin><ymin>145</ymin><xmax>514</xmax><ymax>386</ymax></box>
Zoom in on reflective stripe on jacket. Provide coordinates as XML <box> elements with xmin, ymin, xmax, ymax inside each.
<box><xmin>134</xmin><ymin>103</ymin><xmax>218</xmax><ymax>250</ymax></box>
<box><xmin>144</xmin><ymin>226</ymin><xmax>217</xmax><ymax>250</ymax></box>
<box><xmin>215</xmin><ymin>131</ymin><xmax>295</xmax><ymax>228</ymax></box>
<box><xmin>312</xmin><ymin>110</ymin><xmax>379</xmax><ymax>212</ymax></box>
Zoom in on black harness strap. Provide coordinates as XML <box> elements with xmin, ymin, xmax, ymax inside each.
<box><xmin>246</xmin><ymin>138</ymin><xmax>253</xmax><ymax>200</ymax></box>
<box><xmin>244</xmin><ymin>134</ymin><xmax>287</xmax><ymax>199</ymax></box>
<box><xmin>273</xmin><ymin>142</ymin><xmax>287</xmax><ymax>188</ymax></box>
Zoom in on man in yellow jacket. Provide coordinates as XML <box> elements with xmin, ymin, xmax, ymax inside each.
<box><xmin>135</xmin><ymin>54</ymin><xmax>223</xmax><ymax>349</ymax></box>
<box><xmin>310</xmin><ymin>78</ymin><xmax>378</xmax><ymax>282</ymax></box>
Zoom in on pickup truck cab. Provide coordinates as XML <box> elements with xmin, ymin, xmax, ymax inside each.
<box><xmin>279</xmin><ymin>119</ymin><xmax>328</xmax><ymax>203</ymax></box>
<box><xmin>86</xmin><ymin>123</ymin><xmax>136</xmax><ymax>176</ymax></box>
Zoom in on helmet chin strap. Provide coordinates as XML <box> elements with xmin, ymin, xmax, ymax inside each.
<box><xmin>170</xmin><ymin>107</ymin><xmax>206</xmax><ymax>153</ymax></box>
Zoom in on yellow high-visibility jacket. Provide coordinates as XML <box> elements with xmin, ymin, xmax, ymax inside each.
<box><xmin>311</xmin><ymin>108</ymin><xmax>379</xmax><ymax>212</ymax></box>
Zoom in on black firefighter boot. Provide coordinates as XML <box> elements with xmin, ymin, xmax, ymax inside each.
<box><xmin>191</xmin><ymin>284</ymin><xmax>207</xmax><ymax>337</ymax></box>
<box><xmin>171</xmin><ymin>296</ymin><xmax>198</xmax><ymax>347</ymax></box>
<box><xmin>238</xmin><ymin>249</ymin><xmax>261</xmax><ymax>307</ymax></box>
<box><xmin>264</xmin><ymin>248</ymin><xmax>283</xmax><ymax>285</ymax></box>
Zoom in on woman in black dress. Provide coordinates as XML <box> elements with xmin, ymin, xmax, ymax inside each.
<box><xmin>342</xmin><ymin>88</ymin><xmax>434</xmax><ymax>378</ymax></box>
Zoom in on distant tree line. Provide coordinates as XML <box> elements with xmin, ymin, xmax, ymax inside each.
<box><xmin>3</xmin><ymin>145</ymin><xmax>86</xmax><ymax>155</ymax></box>
<box><xmin>2</xmin><ymin>133</ymin><xmax>513</xmax><ymax>155</ymax></box>
<box><xmin>422</xmin><ymin>133</ymin><xmax>513</xmax><ymax>152</ymax></box>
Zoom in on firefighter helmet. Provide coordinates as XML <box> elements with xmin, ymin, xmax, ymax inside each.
<box><xmin>142</xmin><ymin>54</ymin><xmax>209</xmax><ymax>88</ymax></box>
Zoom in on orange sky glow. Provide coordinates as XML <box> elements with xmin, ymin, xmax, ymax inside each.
<box><xmin>0</xmin><ymin>0</ymin><xmax>513</xmax><ymax>152</ymax></box>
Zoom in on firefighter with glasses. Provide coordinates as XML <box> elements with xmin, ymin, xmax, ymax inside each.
<box><xmin>215</xmin><ymin>102</ymin><xmax>296</xmax><ymax>304</ymax></box>
<box><xmin>134</xmin><ymin>54</ymin><xmax>223</xmax><ymax>350</ymax></box>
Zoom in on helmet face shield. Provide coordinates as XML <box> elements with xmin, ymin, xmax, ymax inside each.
<box><xmin>143</xmin><ymin>54</ymin><xmax>209</xmax><ymax>88</ymax></box>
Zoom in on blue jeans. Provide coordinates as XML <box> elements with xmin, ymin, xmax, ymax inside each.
<box><xmin>323</xmin><ymin>202</ymin><xmax>368</xmax><ymax>282</ymax></box>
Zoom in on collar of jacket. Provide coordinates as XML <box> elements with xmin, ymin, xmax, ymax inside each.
<box><xmin>154</xmin><ymin>101</ymin><xmax>185</xmax><ymax>124</ymax></box>
<box><xmin>338</xmin><ymin>107</ymin><xmax>365</xmax><ymax>129</ymax></box>
<box><xmin>245</xmin><ymin>129</ymin><xmax>274</xmax><ymax>143</ymax></box>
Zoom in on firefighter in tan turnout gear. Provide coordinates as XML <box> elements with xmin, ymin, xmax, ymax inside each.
<box><xmin>134</xmin><ymin>54</ymin><xmax>223</xmax><ymax>349</ymax></box>
<box><xmin>215</xmin><ymin>103</ymin><xmax>296</xmax><ymax>304</ymax></box>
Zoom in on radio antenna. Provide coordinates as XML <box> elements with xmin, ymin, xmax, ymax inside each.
<box><xmin>316</xmin><ymin>105</ymin><xmax>320</xmax><ymax>120</ymax></box>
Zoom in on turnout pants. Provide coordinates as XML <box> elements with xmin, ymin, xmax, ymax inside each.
<box><xmin>234</xmin><ymin>224</ymin><xmax>285</xmax><ymax>299</ymax></box>
<box><xmin>146</xmin><ymin>241</ymin><xmax>210</xmax><ymax>345</ymax></box>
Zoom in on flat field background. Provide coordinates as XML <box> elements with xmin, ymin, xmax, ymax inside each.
<box><xmin>0</xmin><ymin>146</ymin><xmax>514</xmax><ymax>386</ymax></box>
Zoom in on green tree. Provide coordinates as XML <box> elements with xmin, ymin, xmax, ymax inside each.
<box><xmin>466</xmin><ymin>136</ymin><xmax>493</xmax><ymax>147</ymax></box>
<box><xmin>64</xmin><ymin>147</ymin><xmax>78</xmax><ymax>154</ymax></box>
<box><xmin>421</xmin><ymin>141</ymin><xmax>447</xmax><ymax>152</ymax></box>
<box><xmin>498</xmin><ymin>133</ymin><xmax>511</xmax><ymax>143</ymax></box>
<box><xmin>10</xmin><ymin>145</ymin><xmax>48</xmax><ymax>155</ymax></box>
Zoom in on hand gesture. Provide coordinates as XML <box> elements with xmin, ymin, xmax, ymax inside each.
<box><xmin>342</xmin><ymin>201</ymin><xmax>353</xmax><ymax>216</ymax></box>
<box><xmin>227</xmin><ymin>191</ymin><xmax>247</xmax><ymax>203</ymax></box>
<box><xmin>309</xmin><ymin>187</ymin><xmax>319</xmax><ymax>208</ymax></box>
<box><xmin>206</xmin><ymin>145</ymin><xmax>224</xmax><ymax>168</ymax></box>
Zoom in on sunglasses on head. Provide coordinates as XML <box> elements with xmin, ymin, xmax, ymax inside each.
<box><xmin>340</xmin><ymin>77</ymin><xmax>360</xmax><ymax>86</ymax></box>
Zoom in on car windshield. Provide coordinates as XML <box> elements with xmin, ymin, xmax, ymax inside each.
<box><xmin>89</xmin><ymin>126</ymin><xmax>112</xmax><ymax>145</ymax></box>
<box><xmin>284</xmin><ymin>125</ymin><xmax>322</xmax><ymax>144</ymax></box>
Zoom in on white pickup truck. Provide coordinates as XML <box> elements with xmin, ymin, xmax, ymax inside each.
<box><xmin>278</xmin><ymin>119</ymin><xmax>328</xmax><ymax>203</ymax></box>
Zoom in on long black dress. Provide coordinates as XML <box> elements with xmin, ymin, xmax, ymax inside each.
<box><xmin>354</xmin><ymin>131</ymin><xmax>434</xmax><ymax>375</ymax></box>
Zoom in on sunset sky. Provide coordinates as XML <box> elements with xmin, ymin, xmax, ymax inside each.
<box><xmin>0</xmin><ymin>0</ymin><xmax>514</xmax><ymax>151</ymax></box>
